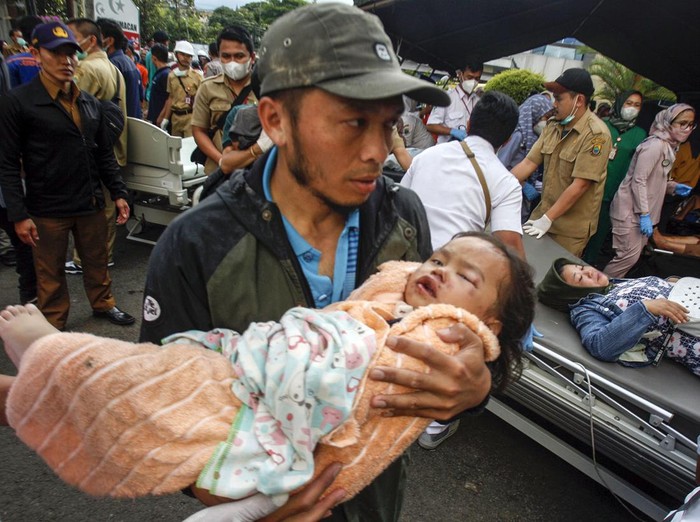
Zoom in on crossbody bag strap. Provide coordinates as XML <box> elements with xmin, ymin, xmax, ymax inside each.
<box><xmin>460</xmin><ymin>141</ymin><xmax>491</xmax><ymax>226</ymax></box>
<box><xmin>214</xmin><ymin>84</ymin><xmax>253</xmax><ymax>131</ymax></box>
<box><xmin>111</xmin><ymin>66</ymin><xmax>121</xmax><ymax>103</ymax></box>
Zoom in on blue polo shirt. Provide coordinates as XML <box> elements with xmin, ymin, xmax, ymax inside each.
<box><xmin>262</xmin><ymin>148</ymin><xmax>359</xmax><ymax>308</ymax></box>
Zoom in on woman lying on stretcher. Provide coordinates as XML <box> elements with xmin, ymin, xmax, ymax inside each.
<box><xmin>0</xmin><ymin>232</ymin><xmax>535</xmax><ymax>519</ymax></box>
<box><xmin>537</xmin><ymin>258</ymin><xmax>699</xmax><ymax>377</ymax></box>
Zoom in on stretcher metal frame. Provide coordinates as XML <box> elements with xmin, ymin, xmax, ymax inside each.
<box><xmin>489</xmin><ymin>236</ymin><xmax>700</xmax><ymax>521</ymax></box>
<box><xmin>122</xmin><ymin>118</ymin><xmax>207</xmax><ymax>245</ymax></box>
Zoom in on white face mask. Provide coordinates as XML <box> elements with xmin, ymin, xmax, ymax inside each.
<box><xmin>461</xmin><ymin>79</ymin><xmax>478</xmax><ymax>95</ymax></box>
<box><xmin>670</xmin><ymin>126</ymin><xmax>693</xmax><ymax>144</ymax></box>
<box><xmin>533</xmin><ymin>120</ymin><xmax>547</xmax><ymax>136</ymax></box>
<box><xmin>223</xmin><ymin>58</ymin><xmax>251</xmax><ymax>81</ymax></box>
<box><xmin>620</xmin><ymin>107</ymin><xmax>639</xmax><ymax>121</ymax></box>
<box><xmin>173</xmin><ymin>68</ymin><xmax>187</xmax><ymax>77</ymax></box>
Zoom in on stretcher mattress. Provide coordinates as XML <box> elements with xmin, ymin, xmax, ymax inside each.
<box><xmin>524</xmin><ymin>234</ymin><xmax>700</xmax><ymax>425</ymax></box>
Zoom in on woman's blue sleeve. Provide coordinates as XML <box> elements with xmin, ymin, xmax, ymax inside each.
<box><xmin>571</xmin><ymin>301</ymin><xmax>656</xmax><ymax>361</ymax></box>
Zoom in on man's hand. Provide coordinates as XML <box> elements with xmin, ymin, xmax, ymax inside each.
<box><xmin>115</xmin><ymin>198</ymin><xmax>130</xmax><ymax>225</ymax></box>
<box><xmin>643</xmin><ymin>299</ymin><xmax>689</xmax><ymax>324</ymax></box>
<box><xmin>259</xmin><ymin>462</ymin><xmax>346</xmax><ymax>522</ymax></box>
<box><xmin>369</xmin><ymin>323</ymin><xmax>490</xmax><ymax>420</ymax></box>
<box><xmin>449</xmin><ymin>128</ymin><xmax>467</xmax><ymax>141</ymax></box>
<box><xmin>14</xmin><ymin>218</ymin><xmax>39</xmax><ymax>247</ymax></box>
<box><xmin>521</xmin><ymin>324</ymin><xmax>543</xmax><ymax>352</ymax></box>
<box><xmin>523</xmin><ymin>214</ymin><xmax>552</xmax><ymax>239</ymax></box>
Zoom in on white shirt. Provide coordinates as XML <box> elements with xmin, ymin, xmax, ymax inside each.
<box><xmin>426</xmin><ymin>86</ymin><xmax>479</xmax><ymax>144</ymax></box>
<box><xmin>401</xmin><ymin>135</ymin><xmax>523</xmax><ymax>251</ymax></box>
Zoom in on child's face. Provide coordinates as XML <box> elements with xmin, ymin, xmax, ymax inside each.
<box><xmin>404</xmin><ymin>237</ymin><xmax>509</xmax><ymax>327</ymax></box>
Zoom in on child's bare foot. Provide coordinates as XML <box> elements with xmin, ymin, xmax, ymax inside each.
<box><xmin>0</xmin><ymin>304</ymin><xmax>59</xmax><ymax>368</ymax></box>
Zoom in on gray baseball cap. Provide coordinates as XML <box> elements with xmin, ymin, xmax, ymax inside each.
<box><xmin>257</xmin><ymin>3</ymin><xmax>450</xmax><ymax>107</ymax></box>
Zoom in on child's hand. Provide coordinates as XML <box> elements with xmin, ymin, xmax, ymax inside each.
<box><xmin>369</xmin><ymin>323</ymin><xmax>490</xmax><ymax>420</ymax></box>
<box><xmin>642</xmin><ymin>299</ymin><xmax>689</xmax><ymax>324</ymax></box>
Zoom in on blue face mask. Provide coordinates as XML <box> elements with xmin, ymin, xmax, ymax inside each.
<box><xmin>557</xmin><ymin>95</ymin><xmax>580</xmax><ymax>126</ymax></box>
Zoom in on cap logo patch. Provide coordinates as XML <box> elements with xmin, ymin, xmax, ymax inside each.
<box><xmin>53</xmin><ymin>26</ymin><xmax>68</xmax><ymax>38</ymax></box>
<box><xmin>143</xmin><ymin>295</ymin><xmax>161</xmax><ymax>322</ymax></box>
<box><xmin>374</xmin><ymin>43</ymin><xmax>391</xmax><ymax>62</ymax></box>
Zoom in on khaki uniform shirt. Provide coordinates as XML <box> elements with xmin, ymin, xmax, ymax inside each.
<box><xmin>74</xmin><ymin>51</ymin><xmax>128</xmax><ymax>166</ymax></box>
<box><xmin>3</xmin><ymin>42</ymin><xmax>22</xmax><ymax>57</ymax></box>
<box><xmin>191</xmin><ymin>73</ymin><xmax>256</xmax><ymax>174</ymax></box>
<box><xmin>167</xmin><ymin>69</ymin><xmax>202</xmax><ymax>137</ymax></box>
<box><xmin>528</xmin><ymin>109</ymin><xmax>611</xmax><ymax>240</ymax></box>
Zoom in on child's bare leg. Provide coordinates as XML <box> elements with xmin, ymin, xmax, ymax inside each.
<box><xmin>0</xmin><ymin>374</ymin><xmax>15</xmax><ymax>426</ymax></box>
<box><xmin>0</xmin><ymin>304</ymin><xmax>59</xmax><ymax>368</ymax></box>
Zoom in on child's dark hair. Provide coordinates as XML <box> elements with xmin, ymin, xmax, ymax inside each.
<box><xmin>451</xmin><ymin>231</ymin><xmax>536</xmax><ymax>392</ymax></box>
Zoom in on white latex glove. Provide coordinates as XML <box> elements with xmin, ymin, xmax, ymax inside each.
<box><xmin>523</xmin><ymin>214</ymin><xmax>552</xmax><ymax>239</ymax></box>
<box><xmin>160</xmin><ymin>119</ymin><xmax>169</xmax><ymax>131</ymax></box>
<box><xmin>182</xmin><ymin>493</ymin><xmax>279</xmax><ymax>522</ymax></box>
<box><xmin>256</xmin><ymin>130</ymin><xmax>274</xmax><ymax>153</ymax></box>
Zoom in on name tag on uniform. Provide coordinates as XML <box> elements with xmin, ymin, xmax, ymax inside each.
<box><xmin>608</xmin><ymin>148</ymin><xmax>617</xmax><ymax>161</ymax></box>
<box><xmin>185</xmin><ymin>96</ymin><xmax>192</xmax><ymax>106</ymax></box>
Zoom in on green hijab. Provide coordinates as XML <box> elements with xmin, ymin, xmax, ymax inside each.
<box><xmin>536</xmin><ymin>259</ymin><xmax>612</xmax><ymax>312</ymax></box>
<box><xmin>606</xmin><ymin>90</ymin><xmax>643</xmax><ymax>133</ymax></box>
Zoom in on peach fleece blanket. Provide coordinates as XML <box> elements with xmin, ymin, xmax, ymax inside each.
<box><xmin>6</xmin><ymin>261</ymin><xmax>499</xmax><ymax>500</ymax></box>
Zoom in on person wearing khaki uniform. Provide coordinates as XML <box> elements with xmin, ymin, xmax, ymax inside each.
<box><xmin>513</xmin><ymin>69</ymin><xmax>611</xmax><ymax>257</ymax></box>
<box><xmin>191</xmin><ymin>26</ymin><xmax>257</xmax><ymax>175</ymax></box>
<box><xmin>166</xmin><ymin>69</ymin><xmax>201</xmax><ymax>136</ymax></box>
<box><xmin>2</xmin><ymin>29</ymin><xmax>24</xmax><ymax>57</ymax></box>
<box><xmin>158</xmin><ymin>41</ymin><xmax>201</xmax><ymax>138</ymax></box>
<box><xmin>66</xmin><ymin>19</ymin><xmax>128</xmax><ymax>273</ymax></box>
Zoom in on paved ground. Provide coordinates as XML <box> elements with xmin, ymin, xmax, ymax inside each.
<box><xmin>0</xmin><ymin>225</ymin><xmax>647</xmax><ymax>521</ymax></box>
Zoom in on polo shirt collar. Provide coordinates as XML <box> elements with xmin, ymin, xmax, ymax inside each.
<box><xmin>39</xmin><ymin>71</ymin><xmax>79</xmax><ymax>102</ymax></box>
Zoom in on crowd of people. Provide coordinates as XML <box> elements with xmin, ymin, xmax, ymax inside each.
<box><xmin>0</xmin><ymin>2</ymin><xmax>699</xmax><ymax>520</ymax></box>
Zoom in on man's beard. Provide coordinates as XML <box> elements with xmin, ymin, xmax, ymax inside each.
<box><xmin>287</xmin><ymin>132</ymin><xmax>362</xmax><ymax>217</ymax></box>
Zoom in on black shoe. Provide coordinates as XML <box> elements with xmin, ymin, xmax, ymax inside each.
<box><xmin>93</xmin><ymin>306</ymin><xmax>135</xmax><ymax>326</ymax></box>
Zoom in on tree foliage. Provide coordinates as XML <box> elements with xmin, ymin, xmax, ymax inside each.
<box><xmin>588</xmin><ymin>55</ymin><xmax>676</xmax><ymax>103</ymax></box>
<box><xmin>483</xmin><ymin>69</ymin><xmax>546</xmax><ymax>105</ymax></box>
<box><xmin>135</xmin><ymin>0</ymin><xmax>209</xmax><ymax>44</ymax></box>
<box><xmin>206</xmin><ymin>0</ymin><xmax>306</xmax><ymax>46</ymax></box>
<box><xmin>32</xmin><ymin>0</ymin><xmax>307</xmax><ymax>47</ymax></box>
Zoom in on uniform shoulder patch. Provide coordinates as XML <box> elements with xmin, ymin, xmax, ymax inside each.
<box><xmin>590</xmin><ymin>136</ymin><xmax>605</xmax><ymax>156</ymax></box>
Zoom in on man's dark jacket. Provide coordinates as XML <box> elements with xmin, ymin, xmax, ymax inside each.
<box><xmin>141</xmin><ymin>154</ymin><xmax>432</xmax><ymax>343</ymax></box>
<box><xmin>0</xmin><ymin>75</ymin><xmax>128</xmax><ymax>222</ymax></box>
<box><xmin>140</xmin><ymin>153</ymin><xmax>432</xmax><ymax>521</ymax></box>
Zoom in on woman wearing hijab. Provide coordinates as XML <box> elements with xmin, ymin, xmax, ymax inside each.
<box><xmin>583</xmin><ymin>91</ymin><xmax>647</xmax><ymax>266</ymax></box>
<box><xmin>537</xmin><ymin>259</ymin><xmax>698</xmax><ymax>377</ymax></box>
<box><xmin>604</xmin><ymin>104</ymin><xmax>696</xmax><ymax>277</ymax></box>
<box><xmin>498</xmin><ymin>93</ymin><xmax>554</xmax><ymax>169</ymax></box>
<box><xmin>497</xmin><ymin>93</ymin><xmax>554</xmax><ymax>220</ymax></box>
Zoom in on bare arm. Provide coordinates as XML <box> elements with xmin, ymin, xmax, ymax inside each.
<box><xmin>219</xmin><ymin>144</ymin><xmax>259</xmax><ymax>174</ymax></box>
<box><xmin>192</xmin><ymin>125</ymin><xmax>223</xmax><ymax>165</ymax></box>
<box><xmin>158</xmin><ymin>98</ymin><xmax>173</xmax><ymax>126</ymax></box>
<box><xmin>493</xmin><ymin>230</ymin><xmax>526</xmax><ymax>259</ymax></box>
<box><xmin>425</xmin><ymin>123</ymin><xmax>451</xmax><ymax>137</ymax></box>
<box><xmin>511</xmin><ymin>158</ymin><xmax>539</xmax><ymax>183</ymax></box>
<box><xmin>393</xmin><ymin>144</ymin><xmax>413</xmax><ymax>171</ymax></box>
<box><xmin>545</xmin><ymin>178</ymin><xmax>592</xmax><ymax>221</ymax></box>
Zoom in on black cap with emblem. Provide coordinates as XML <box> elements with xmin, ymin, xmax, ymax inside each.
<box><xmin>256</xmin><ymin>2</ymin><xmax>450</xmax><ymax>107</ymax></box>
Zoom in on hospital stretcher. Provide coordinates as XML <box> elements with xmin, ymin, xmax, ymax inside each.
<box><xmin>122</xmin><ymin>117</ymin><xmax>207</xmax><ymax>244</ymax></box>
<box><xmin>489</xmin><ymin>235</ymin><xmax>699</xmax><ymax>520</ymax></box>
